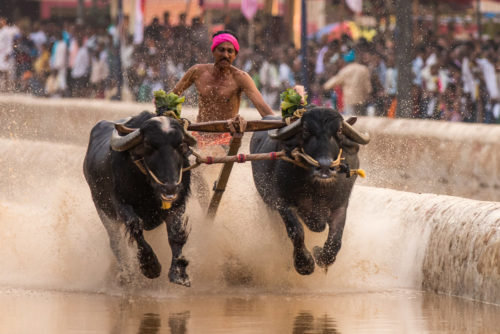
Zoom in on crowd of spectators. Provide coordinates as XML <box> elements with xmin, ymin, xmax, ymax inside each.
<box><xmin>0</xmin><ymin>12</ymin><xmax>499</xmax><ymax>124</ymax></box>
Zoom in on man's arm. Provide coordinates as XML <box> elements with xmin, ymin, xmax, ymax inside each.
<box><xmin>323</xmin><ymin>67</ymin><xmax>347</xmax><ymax>90</ymax></box>
<box><xmin>172</xmin><ymin>65</ymin><xmax>199</xmax><ymax>95</ymax></box>
<box><xmin>239</xmin><ymin>71</ymin><xmax>275</xmax><ymax>117</ymax></box>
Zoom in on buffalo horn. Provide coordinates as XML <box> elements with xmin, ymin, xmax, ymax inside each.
<box><xmin>110</xmin><ymin>123</ymin><xmax>143</xmax><ymax>151</ymax></box>
<box><xmin>342</xmin><ymin>120</ymin><xmax>370</xmax><ymax>145</ymax></box>
<box><xmin>268</xmin><ymin>118</ymin><xmax>303</xmax><ymax>140</ymax></box>
<box><xmin>115</xmin><ymin>122</ymin><xmax>135</xmax><ymax>134</ymax></box>
<box><xmin>345</xmin><ymin>116</ymin><xmax>357</xmax><ymax>125</ymax></box>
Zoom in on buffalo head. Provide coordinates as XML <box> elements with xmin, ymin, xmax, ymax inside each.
<box><xmin>110</xmin><ymin>116</ymin><xmax>195</xmax><ymax>209</ymax></box>
<box><xmin>268</xmin><ymin>107</ymin><xmax>370</xmax><ymax>182</ymax></box>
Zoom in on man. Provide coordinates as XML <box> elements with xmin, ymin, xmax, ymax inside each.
<box><xmin>172</xmin><ymin>30</ymin><xmax>275</xmax><ymax>146</ymax></box>
<box><xmin>70</xmin><ymin>34</ymin><xmax>90</xmax><ymax>97</ymax></box>
<box><xmin>171</xmin><ymin>30</ymin><xmax>276</xmax><ymax>210</ymax></box>
<box><xmin>0</xmin><ymin>17</ymin><xmax>18</xmax><ymax>91</ymax></box>
<box><xmin>144</xmin><ymin>17</ymin><xmax>164</xmax><ymax>47</ymax></box>
<box><xmin>323</xmin><ymin>50</ymin><xmax>372</xmax><ymax>116</ymax></box>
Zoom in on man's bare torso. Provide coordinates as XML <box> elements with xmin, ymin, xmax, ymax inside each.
<box><xmin>193</xmin><ymin>64</ymin><xmax>244</xmax><ymax>122</ymax></box>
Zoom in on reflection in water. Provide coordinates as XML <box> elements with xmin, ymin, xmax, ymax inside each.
<box><xmin>168</xmin><ymin>311</ymin><xmax>190</xmax><ymax>334</ymax></box>
<box><xmin>293</xmin><ymin>312</ymin><xmax>338</xmax><ymax>334</ymax></box>
<box><xmin>137</xmin><ymin>313</ymin><xmax>161</xmax><ymax>334</ymax></box>
<box><xmin>0</xmin><ymin>289</ymin><xmax>500</xmax><ymax>333</ymax></box>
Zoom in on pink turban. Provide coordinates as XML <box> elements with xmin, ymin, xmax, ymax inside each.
<box><xmin>211</xmin><ymin>33</ymin><xmax>240</xmax><ymax>53</ymax></box>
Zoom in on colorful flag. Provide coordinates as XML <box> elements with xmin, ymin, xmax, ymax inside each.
<box><xmin>241</xmin><ymin>0</ymin><xmax>259</xmax><ymax>21</ymax></box>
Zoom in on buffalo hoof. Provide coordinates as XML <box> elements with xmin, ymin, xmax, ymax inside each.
<box><xmin>313</xmin><ymin>246</ymin><xmax>335</xmax><ymax>270</ymax></box>
<box><xmin>293</xmin><ymin>247</ymin><xmax>315</xmax><ymax>275</ymax></box>
<box><xmin>138</xmin><ymin>250</ymin><xmax>162</xmax><ymax>279</ymax></box>
<box><xmin>168</xmin><ymin>257</ymin><xmax>191</xmax><ymax>287</ymax></box>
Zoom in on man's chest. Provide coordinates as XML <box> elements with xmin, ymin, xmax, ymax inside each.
<box><xmin>195</xmin><ymin>75</ymin><xmax>241</xmax><ymax>101</ymax></box>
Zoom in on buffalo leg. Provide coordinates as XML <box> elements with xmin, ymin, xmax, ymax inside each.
<box><xmin>313</xmin><ymin>207</ymin><xmax>347</xmax><ymax>269</ymax></box>
<box><xmin>278</xmin><ymin>207</ymin><xmax>315</xmax><ymax>275</ymax></box>
<box><xmin>112</xmin><ymin>197</ymin><xmax>162</xmax><ymax>279</ymax></box>
<box><xmin>133</xmin><ymin>230</ymin><xmax>162</xmax><ymax>279</ymax></box>
<box><xmin>97</xmin><ymin>209</ymin><xmax>133</xmax><ymax>284</ymax></box>
<box><xmin>166</xmin><ymin>212</ymin><xmax>191</xmax><ymax>287</ymax></box>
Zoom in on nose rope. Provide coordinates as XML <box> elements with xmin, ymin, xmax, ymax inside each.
<box><xmin>134</xmin><ymin>158</ymin><xmax>183</xmax><ymax>186</ymax></box>
<box><xmin>288</xmin><ymin>148</ymin><xmax>343</xmax><ymax>169</ymax></box>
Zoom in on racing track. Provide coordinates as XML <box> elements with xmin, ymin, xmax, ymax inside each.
<box><xmin>0</xmin><ymin>95</ymin><xmax>499</xmax><ymax>304</ymax></box>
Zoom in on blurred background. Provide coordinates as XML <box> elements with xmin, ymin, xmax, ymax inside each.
<box><xmin>1</xmin><ymin>0</ymin><xmax>500</xmax><ymax>123</ymax></box>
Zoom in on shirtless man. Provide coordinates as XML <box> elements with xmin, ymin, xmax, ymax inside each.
<box><xmin>171</xmin><ymin>30</ymin><xmax>276</xmax><ymax>210</ymax></box>
<box><xmin>172</xmin><ymin>30</ymin><xmax>275</xmax><ymax>124</ymax></box>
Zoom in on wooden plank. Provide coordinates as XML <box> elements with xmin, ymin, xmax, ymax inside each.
<box><xmin>187</xmin><ymin>119</ymin><xmax>286</xmax><ymax>133</ymax></box>
<box><xmin>206</xmin><ymin>132</ymin><xmax>243</xmax><ymax>220</ymax></box>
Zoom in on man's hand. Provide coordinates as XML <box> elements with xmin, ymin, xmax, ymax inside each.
<box><xmin>227</xmin><ymin>114</ymin><xmax>247</xmax><ymax>133</ymax></box>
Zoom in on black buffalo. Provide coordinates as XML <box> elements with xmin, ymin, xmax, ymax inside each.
<box><xmin>250</xmin><ymin>107</ymin><xmax>369</xmax><ymax>275</ymax></box>
<box><xmin>83</xmin><ymin>111</ymin><xmax>196</xmax><ymax>286</ymax></box>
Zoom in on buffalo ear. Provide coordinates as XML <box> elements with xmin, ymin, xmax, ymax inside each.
<box><xmin>115</xmin><ymin>123</ymin><xmax>137</xmax><ymax>135</ymax></box>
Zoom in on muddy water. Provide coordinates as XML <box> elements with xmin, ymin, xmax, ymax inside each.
<box><xmin>1</xmin><ymin>97</ymin><xmax>499</xmax><ymax>333</ymax></box>
<box><xmin>1</xmin><ymin>289</ymin><xmax>499</xmax><ymax>334</ymax></box>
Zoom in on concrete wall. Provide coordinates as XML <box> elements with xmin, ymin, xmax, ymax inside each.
<box><xmin>354</xmin><ymin>117</ymin><xmax>500</xmax><ymax>202</ymax></box>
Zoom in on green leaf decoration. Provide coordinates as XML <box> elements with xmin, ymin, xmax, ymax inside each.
<box><xmin>280</xmin><ymin>88</ymin><xmax>307</xmax><ymax>119</ymax></box>
<box><xmin>154</xmin><ymin>89</ymin><xmax>185</xmax><ymax>118</ymax></box>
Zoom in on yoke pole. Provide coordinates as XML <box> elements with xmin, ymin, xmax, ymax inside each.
<box><xmin>206</xmin><ymin>132</ymin><xmax>243</xmax><ymax>221</ymax></box>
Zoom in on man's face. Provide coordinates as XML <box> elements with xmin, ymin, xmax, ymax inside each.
<box><xmin>213</xmin><ymin>41</ymin><xmax>237</xmax><ymax>67</ymax></box>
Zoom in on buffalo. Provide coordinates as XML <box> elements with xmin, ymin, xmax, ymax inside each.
<box><xmin>83</xmin><ymin>111</ymin><xmax>196</xmax><ymax>286</ymax></box>
<box><xmin>250</xmin><ymin>107</ymin><xmax>370</xmax><ymax>275</ymax></box>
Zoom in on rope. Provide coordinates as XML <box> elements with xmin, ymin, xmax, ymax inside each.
<box><xmin>158</xmin><ymin>110</ymin><xmax>180</xmax><ymax>120</ymax></box>
<box><xmin>284</xmin><ymin>108</ymin><xmax>306</xmax><ymax>125</ymax></box>
<box><xmin>182</xmin><ymin>147</ymin><xmax>366</xmax><ymax>178</ymax></box>
<box><xmin>184</xmin><ymin>150</ymin><xmax>287</xmax><ymax>169</ymax></box>
<box><xmin>134</xmin><ymin>157</ymin><xmax>184</xmax><ymax>185</ymax></box>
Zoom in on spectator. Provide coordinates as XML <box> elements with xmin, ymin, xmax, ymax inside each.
<box><xmin>144</xmin><ymin>17</ymin><xmax>164</xmax><ymax>47</ymax></box>
<box><xmin>50</xmin><ymin>24</ymin><xmax>68</xmax><ymax>95</ymax></box>
<box><xmin>259</xmin><ymin>51</ymin><xmax>281</xmax><ymax>110</ymax></box>
<box><xmin>0</xmin><ymin>17</ymin><xmax>18</xmax><ymax>91</ymax></box>
<box><xmin>71</xmin><ymin>34</ymin><xmax>90</xmax><ymax>97</ymax></box>
<box><xmin>13</xmin><ymin>20</ymin><xmax>38</xmax><ymax>92</ymax></box>
<box><xmin>323</xmin><ymin>51</ymin><xmax>372</xmax><ymax>116</ymax></box>
<box><xmin>29</xmin><ymin>21</ymin><xmax>47</xmax><ymax>54</ymax></box>
<box><xmin>89</xmin><ymin>41</ymin><xmax>109</xmax><ymax>99</ymax></box>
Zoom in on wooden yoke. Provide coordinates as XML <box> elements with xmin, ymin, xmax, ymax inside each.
<box><xmin>187</xmin><ymin>119</ymin><xmax>286</xmax><ymax>133</ymax></box>
<box><xmin>206</xmin><ymin>132</ymin><xmax>243</xmax><ymax>220</ymax></box>
<box><xmin>188</xmin><ymin>117</ymin><xmax>285</xmax><ymax>221</ymax></box>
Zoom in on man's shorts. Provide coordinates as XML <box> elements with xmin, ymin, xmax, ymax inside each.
<box><xmin>192</xmin><ymin>132</ymin><xmax>232</xmax><ymax>149</ymax></box>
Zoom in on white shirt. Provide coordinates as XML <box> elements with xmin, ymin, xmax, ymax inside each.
<box><xmin>71</xmin><ymin>46</ymin><xmax>90</xmax><ymax>78</ymax></box>
<box><xmin>279</xmin><ymin>63</ymin><xmax>295</xmax><ymax>86</ymax></box>
<box><xmin>477</xmin><ymin>58</ymin><xmax>499</xmax><ymax>100</ymax></box>
<box><xmin>51</xmin><ymin>40</ymin><xmax>67</xmax><ymax>70</ymax></box>
<box><xmin>0</xmin><ymin>25</ymin><xmax>19</xmax><ymax>71</ymax></box>
<box><xmin>315</xmin><ymin>46</ymin><xmax>328</xmax><ymax>75</ymax></box>
<box><xmin>30</xmin><ymin>30</ymin><xmax>47</xmax><ymax>51</ymax></box>
<box><xmin>259</xmin><ymin>61</ymin><xmax>280</xmax><ymax>89</ymax></box>
<box><xmin>461</xmin><ymin>57</ymin><xmax>477</xmax><ymax>100</ymax></box>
